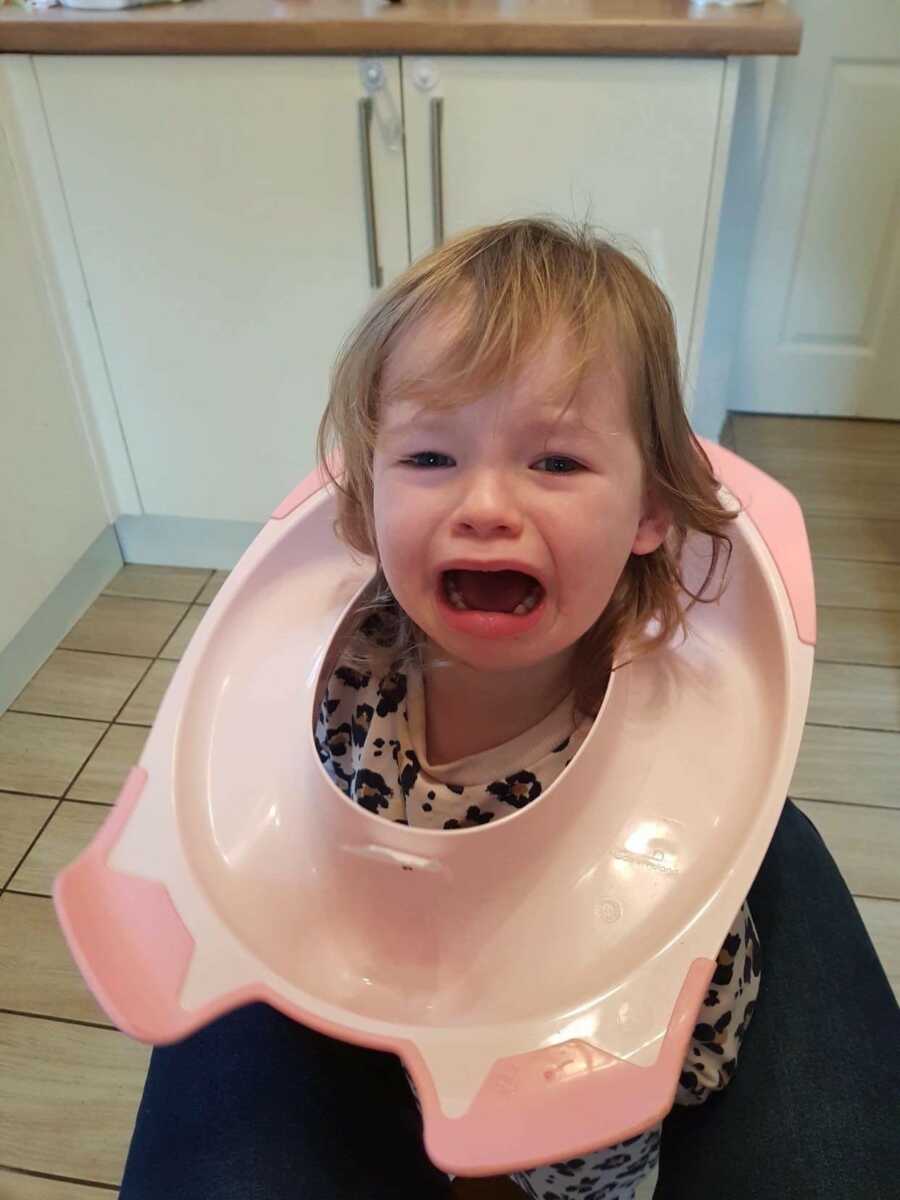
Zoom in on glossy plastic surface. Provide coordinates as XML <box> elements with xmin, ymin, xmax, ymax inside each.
<box><xmin>53</xmin><ymin>437</ymin><xmax>815</xmax><ymax>1175</ymax></box>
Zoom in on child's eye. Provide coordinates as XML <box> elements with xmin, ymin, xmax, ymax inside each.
<box><xmin>402</xmin><ymin>451</ymin><xmax>454</xmax><ymax>468</ymax></box>
<box><xmin>400</xmin><ymin>453</ymin><xmax>582</xmax><ymax>473</ymax></box>
<box><xmin>534</xmin><ymin>455</ymin><xmax>582</xmax><ymax>474</ymax></box>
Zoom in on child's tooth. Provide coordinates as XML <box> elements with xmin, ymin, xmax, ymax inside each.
<box><xmin>516</xmin><ymin>588</ymin><xmax>538</xmax><ymax>614</ymax></box>
<box><xmin>445</xmin><ymin>578</ymin><xmax>469</xmax><ymax>610</ymax></box>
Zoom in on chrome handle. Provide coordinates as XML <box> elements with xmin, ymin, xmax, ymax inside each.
<box><xmin>357</xmin><ymin>96</ymin><xmax>383</xmax><ymax>289</ymax></box>
<box><xmin>430</xmin><ymin>96</ymin><xmax>444</xmax><ymax>248</ymax></box>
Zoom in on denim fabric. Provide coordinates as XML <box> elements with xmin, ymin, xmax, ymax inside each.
<box><xmin>120</xmin><ymin>800</ymin><xmax>900</xmax><ymax>1199</ymax></box>
<box><xmin>655</xmin><ymin>799</ymin><xmax>900</xmax><ymax>1199</ymax></box>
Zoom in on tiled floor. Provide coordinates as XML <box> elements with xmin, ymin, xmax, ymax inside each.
<box><xmin>1</xmin><ymin>415</ymin><xmax>898</xmax><ymax>1198</ymax></box>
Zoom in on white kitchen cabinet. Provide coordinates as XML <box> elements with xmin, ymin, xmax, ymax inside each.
<box><xmin>34</xmin><ymin>56</ymin><xmax>409</xmax><ymax>524</ymax></box>
<box><xmin>33</xmin><ymin>53</ymin><xmax>735</xmax><ymax>541</ymax></box>
<box><xmin>402</xmin><ymin>56</ymin><xmax>726</xmax><ymax>376</ymax></box>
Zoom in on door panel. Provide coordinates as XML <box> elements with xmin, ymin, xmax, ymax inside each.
<box><xmin>733</xmin><ymin>1</ymin><xmax>900</xmax><ymax>419</ymax></box>
<box><xmin>403</xmin><ymin>56</ymin><xmax>725</xmax><ymax>377</ymax></box>
<box><xmin>36</xmin><ymin>56</ymin><xmax>408</xmax><ymax>521</ymax></box>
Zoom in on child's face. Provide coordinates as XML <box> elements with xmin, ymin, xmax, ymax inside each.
<box><xmin>372</xmin><ymin>311</ymin><xmax>672</xmax><ymax>674</ymax></box>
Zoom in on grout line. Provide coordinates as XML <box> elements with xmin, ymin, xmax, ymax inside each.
<box><xmin>788</xmin><ymin>795</ymin><xmax>900</xmax><ymax>815</ymax></box>
<box><xmin>807</xmin><ymin>513</ymin><xmax>900</xmax><ymax>525</ymax></box>
<box><xmin>151</xmin><ymin>603</ymin><xmax>200</xmax><ymax>661</ymax></box>
<box><xmin>813</xmin><ymin>660</ymin><xmax>900</xmax><ymax>673</ymax></box>
<box><xmin>774</xmin><ymin>508</ymin><xmax>898</xmax><ymax>525</ymax></box>
<box><xmin>80</xmin><ymin>594</ymin><xmax>192</xmax><ymax>608</ymax></box>
<box><xmin>60</xmin><ymin>721</ymin><xmax>115</xmax><ymax>803</ymax></box>
<box><xmin>813</xmin><ymin>557</ymin><xmax>900</xmax><ymax>566</ymax></box>
<box><xmin>107</xmin><ymin>656</ymin><xmax>156</xmax><ymax>725</ymax></box>
<box><xmin>52</xmin><ymin>646</ymin><xmax>157</xmax><ymax>660</ymax></box>
<box><xmin>34</xmin><ymin>647</ymin><xmax>153</xmax><ymax>663</ymax></box>
<box><xmin>51</xmin><ymin>797</ymin><xmax>114</xmax><ymax>810</ymax></box>
<box><xmin>0</xmin><ymin>1165</ymin><xmax>117</xmax><ymax>1192</ymax></box>
<box><xmin>0</xmin><ymin>799</ymin><xmax>64</xmax><ymax>894</ymax></box>
<box><xmin>6</xmin><ymin>708</ymin><xmax>124</xmax><ymax>725</ymax></box>
<box><xmin>0</xmin><ymin>786</ymin><xmax>77</xmax><ymax>801</ymax></box>
<box><xmin>803</xmin><ymin>721</ymin><xmax>900</xmax><ymax>736</ymax></box>
<box><xmin>817</xmin><ymin>603</ymin><xmax>900</xmax><ymax>614</ymax></box>
<box><xmin>189</xmin><ymin>568</ymin><xmax>216</xmax><ymax>604</ymax></box>
<box><xmin>101</xmin><ymin>565</ymin><xmax>214</xmax><ymax>603</ymax></box>
<box><xmin>804</xmin><ymin>721</ymin><xmax>900</xmax><ymax>730</ymax></box>
<box><xmin>0</xmin><ymin>1007</ymin><xmax>114</xmax><ymax>1033</ymax></box>
<box><xmin>816</xmin><ymin>662</ymin><xmax>897</xmax><ymax>672</ymax></box>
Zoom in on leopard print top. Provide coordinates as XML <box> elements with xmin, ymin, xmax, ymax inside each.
<box><xmin>314</xmin><ymin>653</ymin><xmax>762</xmax><ymax>1200</ymax></box>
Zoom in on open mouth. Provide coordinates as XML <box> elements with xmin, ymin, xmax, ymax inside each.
<box><xmin>441</xmin><ymin>569</ymin><xmax>545</xmax><ymax>616</ymax></box>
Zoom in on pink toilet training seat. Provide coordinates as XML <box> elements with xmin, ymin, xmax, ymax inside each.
<box><xmin>54</xmin><ymin>437</ymin><xmax>815</xmax><ymax>1176</ymax></box>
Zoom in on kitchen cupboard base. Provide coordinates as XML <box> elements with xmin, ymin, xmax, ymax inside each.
<box><xmin>115</xmin><ymin>514</ymin><xmax>262</xmax><ymax>572</ymax></box>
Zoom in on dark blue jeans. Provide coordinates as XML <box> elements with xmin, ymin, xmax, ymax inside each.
<box><xmin>120</xmin><ymin>800</ymin><xmax>900</xmax><ymax>1198</ymax></box>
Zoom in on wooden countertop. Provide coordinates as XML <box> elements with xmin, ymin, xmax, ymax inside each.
<box><xmin>0</xmin><ymin>0</ymin><xmax>802</xmax><ymax>57</ymax></box>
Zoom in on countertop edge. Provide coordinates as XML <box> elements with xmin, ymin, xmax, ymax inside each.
<box><xmin>0</xmin><ymin>7</ymin><xmax>804</xmax><ymax>57</ymax></box>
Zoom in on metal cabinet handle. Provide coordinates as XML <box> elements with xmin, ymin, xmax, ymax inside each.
<box><xmin>357</xmin><ymin>96</ymin><xmax>383</xmax><ymax>289</ymax></box>
<box><xmin>430</xmin><ymin>96</ymin><xmax>444</xmax><ymax>248</ymax></box>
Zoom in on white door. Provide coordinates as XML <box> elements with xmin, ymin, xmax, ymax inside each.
<box><xmin>732</xmin><ymin>0</ymin><xmax>900</xmax><ymax>420</ymax></box>
<box><xmin>401</xmin><ymin>55</ymin><xmax>728</xmax><ymax>388</ymax></box>
<box><xmin>35</xmin><ymin>56</ymin><xmax>408</xmax><ymax>522</ymax></box>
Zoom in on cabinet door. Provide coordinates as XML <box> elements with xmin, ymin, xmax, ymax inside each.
<box><xmin>35</xmin><ymin>57</ymin><xmax>407</xmax><ymax>522</ymax></box>
<box><xmin>402</xmin><ymin>56</ymin><xmax>724</xmax><ymax>376</ymax></box>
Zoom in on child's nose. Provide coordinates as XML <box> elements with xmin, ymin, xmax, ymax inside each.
<box><xmin>452</xmin><ymin>470</ymin><xmax>523</xmax><ymax>536</ymax></box>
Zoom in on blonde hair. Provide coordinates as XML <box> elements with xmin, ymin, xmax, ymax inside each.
<box><xmin>316</xmin><ymin>214</ymin><xmax>740</xmax><ymax>718</ymax></box>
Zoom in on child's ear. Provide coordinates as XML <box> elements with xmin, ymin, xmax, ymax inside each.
<box><xmin>632</xmin><ymin>490</ymin><xmax>673</xmax><ymax>556</ymax></box>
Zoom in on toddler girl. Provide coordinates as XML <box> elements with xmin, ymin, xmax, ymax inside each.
<box><xmin>312</xmin><ymin>215</ymin><xmax>761</xmax><ymax>1200</ymax></box>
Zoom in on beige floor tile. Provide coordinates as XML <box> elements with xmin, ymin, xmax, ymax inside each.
<box><xmin>814</xmin><ymin>559</ymin><xmax>900</xmax><ymax>613</ymax></box>
<box><xmin>0</xmin><ymin>714</ymin><xmax>107</xmax><ymax>798</ymax></box>
<box><xmin>795</xmin><ymin>798</ymin><xmax>900</xmax><ymax>901</ymax></box>
<box><xmin>65</xmin><ymin>726</ymin><xmax>147</xmax><ymax>805</ymax></box>
<box><xmin>790</xmin><ymin>725</ymin><xmax>899</xmax><ymax>809</ymax></box>
<box><xmin>736</xmin><ymin>452</ymin><xmax>899</xmax><ymax>520</ymax></box>
<box><xmin>0</xmin><ymin>894</ymin><xmax>111</xmax><ymax>1027</ymax></box>
<box><xmin>807</xmin><ymin>662</ymin><xmax>900</xmax><ymax>732</ymax></box>
<box><xmin>0</xmin><ymin>794</ymin><xmax>56</xmax><ymax>890</ymax></box>
<box><xmin>158</xmin><ymin>605</ymin><xmax>205</xmax><ymax>661</ymax></box>
<box><xmin>815</xmin><ymin>607</ymin><xmax>900</xmax><ymax>668</ymax></box>
<box><xmin>60</xmin><ymin>596</ymin><xmax>188</xmax><ymax>659</ymax></box>
<box><xmin>104</xmin><ymin>563</ymin><xmax>212</xmax><ymax>604</ymax></box>
<box><xmin>732</xmin><ymin>413</ymin><xmax>900</xmax><ymax>458</ymax></box>
<box><xmin>0</xmin><ymin>1170</ymin><xmax>116</xmax><ymax>1199</ymax></box>
<box><xmin>196</xmin><ymin>570</ymin><xmax>229</xmax><ymax>605</ymax></box>
<box><xmin>0</xmin><ymin>1012</ymin><xmax>148</xmax><ymax>1185</ymax></box>
<box><xmin>117</xmin><ymin>660</ymin><xmax>177</xmax><ymax>727</ymax></box>
<box><xmin>854</xmin><ymin>896</ymin><xmax>900</xmax><ymax>1004</ymax></box>
<box><xmin>806</xmin><ymin>515</ymin><xmax>900</xmax><ymax>564</ymax></box>
<box><xmin>9</xmin><ymin>802</ymin><xmax>110</xmax><ymax>897</ymax></box>
<box><xmin>10</xmin><ymin>651</ymin><xmax>150</xmax><ymax>723</ymax></box>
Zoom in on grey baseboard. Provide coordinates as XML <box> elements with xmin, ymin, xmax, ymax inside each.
<box><xmin>115</xmin><ymin>514</ymin><xmax>262</xmax><ymax>570</ymax></box>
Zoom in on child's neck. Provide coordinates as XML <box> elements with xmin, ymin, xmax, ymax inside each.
<box><xmin>421</xmin><ymin>642</ymin><xmax>577</xmax><ymax>766</ymax></box>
